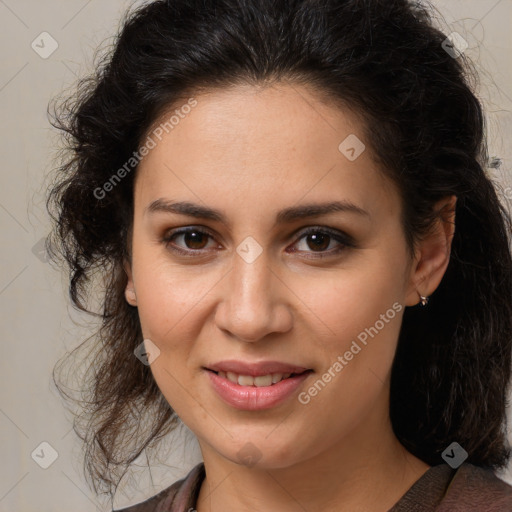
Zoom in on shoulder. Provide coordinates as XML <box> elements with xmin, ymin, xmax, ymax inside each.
<box><xmin>113</xmin><ymin>462</ymin><xmax>205</xmax><ymax>512</ymax></box>
<box><xmin>438</xmin><ymin>462</ymin><xmax>512</xmax><ymax>511</ymax></box>
<box><xmin>112</xmin><ymin>484</ymin><xmax>178</xmax><ymax>512</ymax></box>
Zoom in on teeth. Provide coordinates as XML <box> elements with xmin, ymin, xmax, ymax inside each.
<box><xmin>254</xmin><ymin>375</ymin><xmax>273</xmax><ymax>386</ymax></box>
<box><xmin>272</xmin><ymin>373</ymin><xmax>283</xmax><ymax>384</ymax></box>
<box><xmin>238</xmin><ymin>374</ymin><xmax>257</xmax><ymax>386</ymax></box>
<box><xmin>218</xmin><ymin>371</ymin><xmax>294</xmax><ymax>386</ymax></box>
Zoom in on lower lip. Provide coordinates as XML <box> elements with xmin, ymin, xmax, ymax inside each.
<box><xmin>204</xmin><ymin>369</ymin><xmax>313</xmax><ymax>410</ymax></box>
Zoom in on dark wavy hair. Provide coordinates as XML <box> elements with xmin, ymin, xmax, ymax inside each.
<box><xmin>46</xmin><ymin>0</ymin><xmax>512</xmax><ymax>500</ymax></box>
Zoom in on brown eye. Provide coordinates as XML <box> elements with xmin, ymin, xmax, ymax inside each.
<box><xmin>162</xmin><ymin>227</ymin><xmax>216</xmax><ymax>254</ymax></box>
<box><xmin>180</xmin><ymin>230</ymin><xmax>209</xmax><ymax>249</ymax></box>
<box><xmin>289</xmin><ymin>227</ymin><xmax>355</xmax><ymax>259</ymax></box>
<box><xmin>304</xmin><ymin>232</ymin><xmax>331</xmax><ymax>252</ymax></box>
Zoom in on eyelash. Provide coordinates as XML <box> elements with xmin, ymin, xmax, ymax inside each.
<box><xmin>161</xmin><ymin>226</ymin><xmax>355</xmax><ymax>259</ymax></box>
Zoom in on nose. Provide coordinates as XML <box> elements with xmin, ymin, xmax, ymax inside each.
<box><xmin>214</xmin><ymin>248</ymin><xmax>293</xmax><ymax>342</ymax></box>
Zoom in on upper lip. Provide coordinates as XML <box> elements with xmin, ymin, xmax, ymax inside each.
<box><xmin>205</xmin><ymin>360</ymin><xmax>312</xmax><ymax>376</ymax></box>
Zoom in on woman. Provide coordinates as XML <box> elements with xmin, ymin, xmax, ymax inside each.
<box><xmin>46</xmin><ymin>0</ymin><xmax>512</xmax><ymax>510</ymax></box>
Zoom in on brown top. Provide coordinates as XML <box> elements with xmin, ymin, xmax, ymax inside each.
<box><xmin>113</xmin><ymin>461</ymin><xmax>512</xmax><ymax>511</ymax></box>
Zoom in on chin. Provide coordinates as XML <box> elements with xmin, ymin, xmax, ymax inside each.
<box><xmin>215</xmin><ymin>437</ymin><xmax>303</xmax><ymax>470</ymax></box>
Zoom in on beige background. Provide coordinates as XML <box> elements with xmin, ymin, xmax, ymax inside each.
<box><xmin>0</xmin><ymin>1</ymin><xmax>511</xmax><ymax>510</ymax></box>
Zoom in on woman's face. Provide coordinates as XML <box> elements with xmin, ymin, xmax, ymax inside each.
<box><xmin>125</xmin><ymin>83</ymin><xmax>426</xmax><ymax>469</ymax></box>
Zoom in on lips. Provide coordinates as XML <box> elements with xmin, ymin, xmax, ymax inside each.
<box><xmin>205</xmin><ymin>368</ymin><xmax>313</xmax><ymax>410</ymax></box>
<box><xmin>203</xmin><ymin>360</ymin><xmax>314</xmax><ymax>409</ymax></box>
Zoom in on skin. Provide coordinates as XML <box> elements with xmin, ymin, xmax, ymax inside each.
<box><xmin>123</xmin><ymin>82</ymin><xmax>456</xmax><ymax>512</ymax></box>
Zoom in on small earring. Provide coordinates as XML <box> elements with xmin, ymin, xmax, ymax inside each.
<box><xmin>419</xmin><ymin>294</ymin><xmax>429</xmax><ymax>306</ymax></box>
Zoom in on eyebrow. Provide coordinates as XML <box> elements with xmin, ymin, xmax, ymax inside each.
<box><xmin>145</xmin><ymin>198</ymin><xmax>370</xmax><ymax>226</ymax></box>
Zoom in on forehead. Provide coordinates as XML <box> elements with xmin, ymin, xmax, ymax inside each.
<box><xmin>143</xmin><ymin>82</ymin><xmax>365</xmax><ymax>162</ymax></box>
<box><xmin>134</xmin><ymin>83</ymin><xmax>399</xmax><ymax>222</ymax></box>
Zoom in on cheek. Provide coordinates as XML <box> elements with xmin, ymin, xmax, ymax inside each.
<box><xmin>298</xmin><ymin>262</ymin><xmax>404</xmax><ymax>341</ymax></box>
<box><xmin>293</xmin><ymin>269</ymin><xmax>405</xmax><ymax>428</ymax></box>
<box><xmin>294</xmin><ymin>257</ymin><xmax>406</xmax><ymax>400</ymax></box>
<box><xmin>132</xmin><ymin>252</ymin><xmax>215</xmax><ymax>343</ymax></box>
<box><xmin>131</xmin><ymin>261</ymin><xmax>215</xmax><ymax>415</ymax></box>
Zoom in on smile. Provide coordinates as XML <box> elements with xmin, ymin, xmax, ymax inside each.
<box><xmin>204</xmin><ymin>368</ymin><xmax>313</xmax><ymax>410</ymax></box>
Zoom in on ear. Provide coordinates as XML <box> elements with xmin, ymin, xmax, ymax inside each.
<box><xmin>123</xmin><ymin>258</ymin><xmax>137</xmax><ymax>306</ymax></box>
<box><xmin>404</xmin><ymin>195</ymin><xmax>457</xmax><ymax>307</ymax></box>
